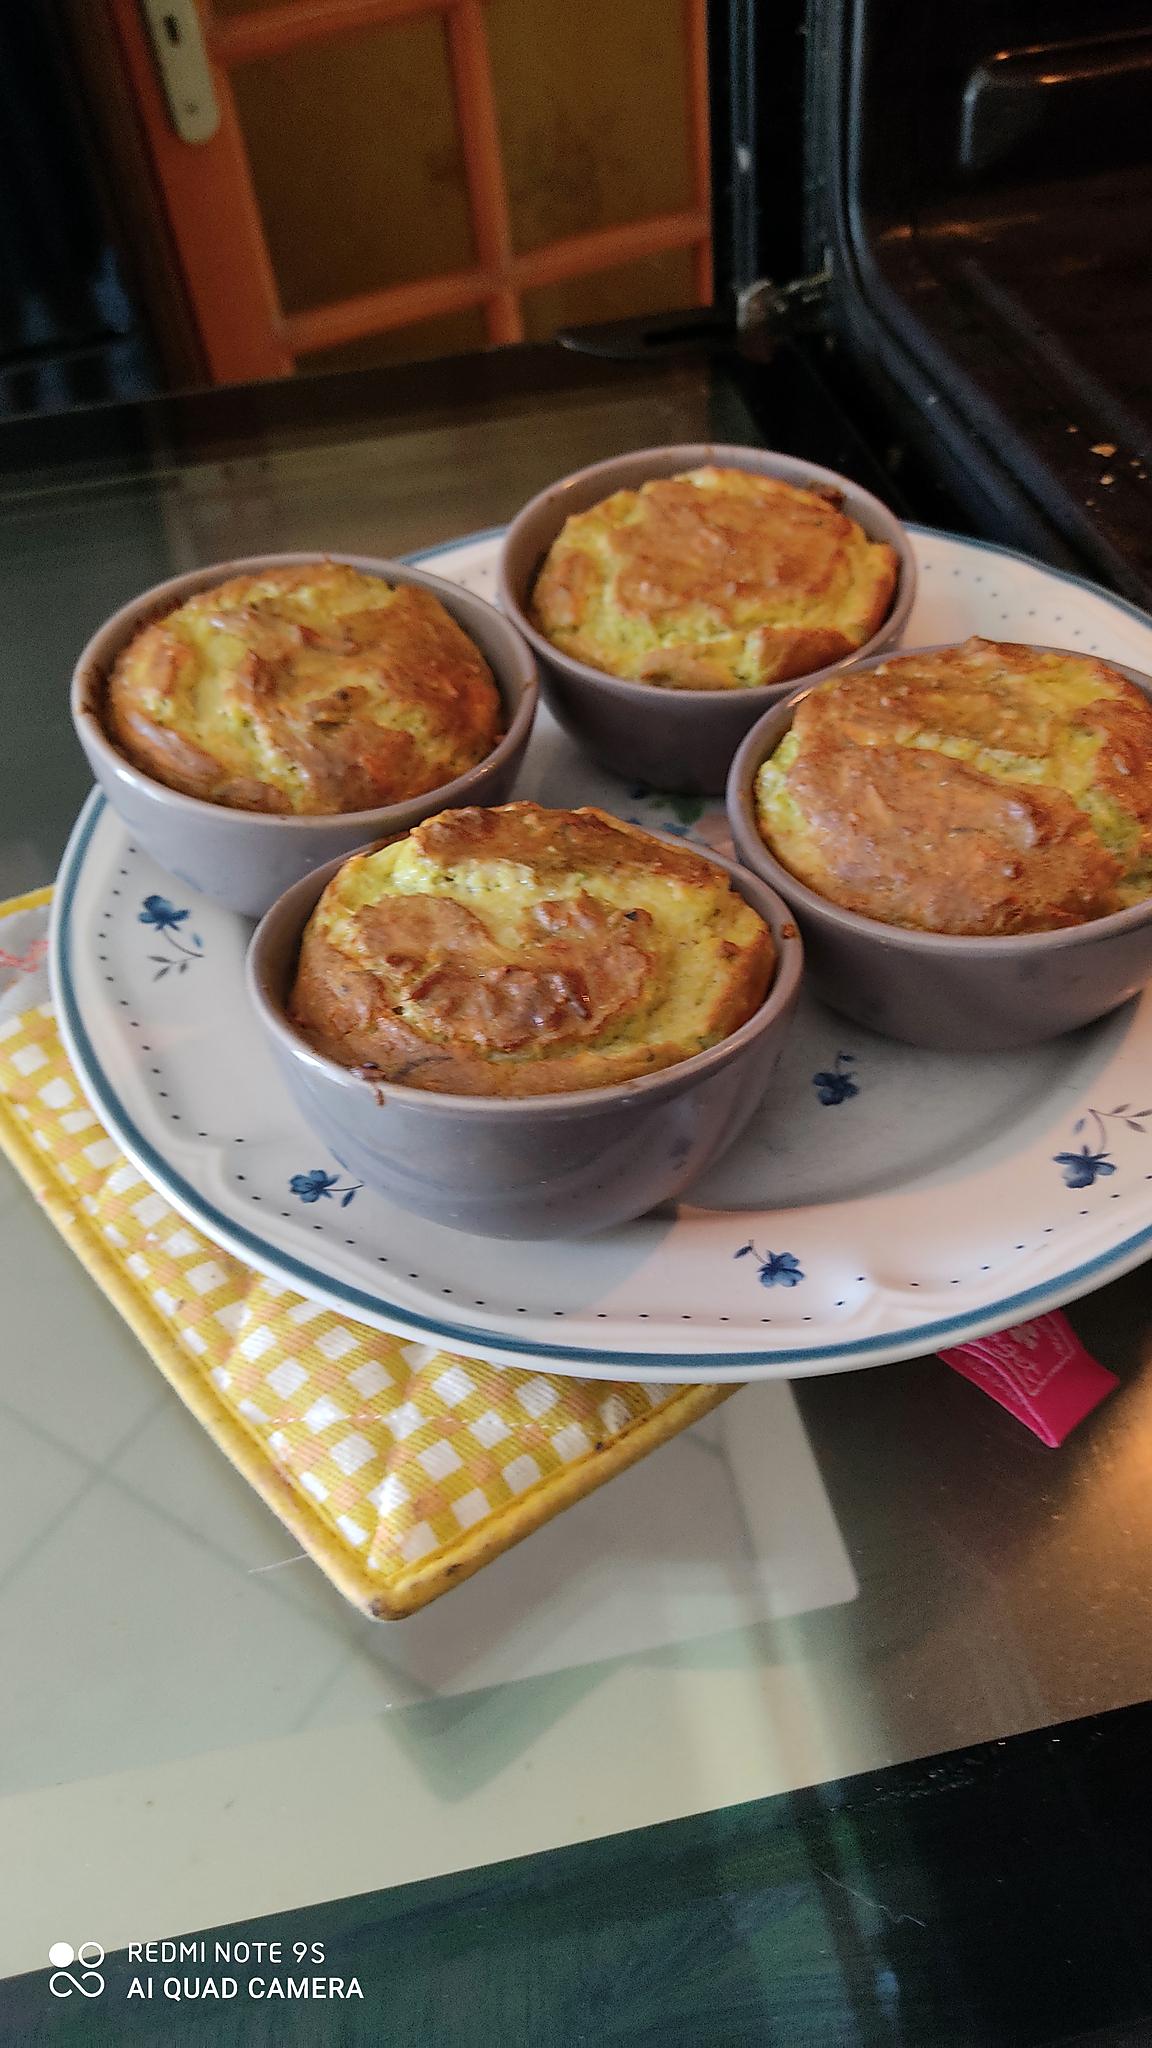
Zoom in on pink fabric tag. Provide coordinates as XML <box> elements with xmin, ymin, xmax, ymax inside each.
<box><xmin>938</xmin><ymin>1310</ymin><xmax>1118</xmax><ymax>1446</ymax></box>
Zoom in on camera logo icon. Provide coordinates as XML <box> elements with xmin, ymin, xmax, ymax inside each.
<box><xmin>48</xmin><ymin>1942</ymin><xmax>105</xmax><ymax>1998</ymax></box>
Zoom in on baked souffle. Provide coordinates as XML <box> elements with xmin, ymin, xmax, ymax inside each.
<box><xmin>106</xmin><ymin>562</ymin><xmax>503</xmax><ymax>814</ymax></box>
<box><xmin>288</xmin><ymin>802</ymin><xmax>775</xmax><ymax>1096</ymax></box>
<box><xmin>530</xmin><ymin>465</ymin><xmax>898</xmax><ymax>691</ymax></box>
<box><xmin>754</xmin><ymin>637</ymin><xmax>1152</xmax><ymax>934</ymax></box>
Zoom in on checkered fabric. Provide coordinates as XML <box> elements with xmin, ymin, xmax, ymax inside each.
<box><xmin>0</xmin><ymin>897</ymin><xmax>729</xmax><ymax>1615</ymax></box>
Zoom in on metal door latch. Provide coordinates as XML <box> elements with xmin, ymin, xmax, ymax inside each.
<box><xmin>140</xmin><ymin>0</ymin><xmax>220</xmax><ymax>145</ymax></box>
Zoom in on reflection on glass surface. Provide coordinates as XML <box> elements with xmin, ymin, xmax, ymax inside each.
<box><xmin>1</xmin><ymin>354</ymin><xmax>1152</xmax><ymax>1980</ymax></box>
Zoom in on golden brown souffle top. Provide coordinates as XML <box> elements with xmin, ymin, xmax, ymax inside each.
<box><xmin>288</xmin><ymin>802</ymin><xmax>775</xmax><ymax>1097</ymax></box>
<box><xmin>105</xmin><ymin>562</ymin><xmax>503</xmax><ymax>814</ymax></box>
<box><xmin>530</xmin><ymin>465</ymin><xmax>899</xmax><ymax>690</ymax></box>
<box><xmin>754</xmin><ymin>637</ymin><xmax>1152</xmax><ymax>935</ymax></box>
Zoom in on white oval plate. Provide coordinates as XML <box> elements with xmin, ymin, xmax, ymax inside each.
<box><xmin>51</xmin><ymin>525</ymin><xmax>1152</xmax><ymax>1382</ymax></box>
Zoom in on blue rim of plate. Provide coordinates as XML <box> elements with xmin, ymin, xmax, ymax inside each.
<box><xmin>51</xmin><ymin>524</ymin><xmax>1152</xmax><ymax>1372</ymax></box>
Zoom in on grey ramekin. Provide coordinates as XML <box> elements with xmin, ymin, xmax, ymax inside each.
<box><xmin>72</xmin><ymin>552</ymin><xmax>539</xmax><ymax>919</ymax></box>
<box><xmin>246</xmin><ymin>838</ymin><xmax>804</xmax><ymax>1240</ymax></box>
<box><xmin>727</xmin><ymin>645</ymin><xmax>1152</xmax><ymax>1053</ymax></box>
<box><xmin>498</xmin><ymin>443</ymin><xmax>916</xmax><ymax>798</ymax></box>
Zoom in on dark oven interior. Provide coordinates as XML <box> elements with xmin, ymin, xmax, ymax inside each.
<box><xmin>730</xmin><ymin>0</ymin><xmax>1152</xmax><ymax>597</ymax></box>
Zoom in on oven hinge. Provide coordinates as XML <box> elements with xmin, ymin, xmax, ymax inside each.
<box><xmin>557</xmin><ymin>270</ymin><xmax>832</xmax><ymax>360</ymax></box>
<box><xmin>736</xmin><ymin>269</ymin><xmax>831</xmax><ymax>334</ymax></box>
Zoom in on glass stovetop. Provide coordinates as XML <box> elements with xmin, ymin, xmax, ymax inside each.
<box><xmin>3</xmin><ymin>342</ymin><xmax>1152</xmax><ymax>2035</ymax></box>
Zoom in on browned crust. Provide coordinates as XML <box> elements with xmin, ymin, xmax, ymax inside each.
<box><xmin>762</xmin><ymin>637</ymin><xmax>1152</xmax><ymax>934</ymax></box>
<box><xmin>289</xmin><ymin>803</ymin><xmax>775</xmax><ymax>1095</ymax></box>
<box><xmin>531</xmin><ymin>468</ymin><xmax>898</xmax><ymax>689</ymax></box>
<box><xmin>106</xmin><ymin>564</ymin><xmax>503</xmax><ymax>814</ymax></box>
<box><xmin>635</xmin><ymin>626</ymin><xmax>858</xmax><ymax>692</ymax></box>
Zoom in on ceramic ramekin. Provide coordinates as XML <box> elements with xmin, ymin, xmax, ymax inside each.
<box><xmin>498</xmin><ymin>442</ymin><xmax>916</xmax><ymax>798</ymax></box>
<box><xmin>726</xmin><ymin>645</ymin><xmax>1152</xmax><ymax>1053</ymax></box>
<box><xmin>72</xmin><ymin>551</ymin><xmax>539</xmax><ymax>919</ymax></box>
<box><xmin>246</xmin><ymin>839</ymin><xmax>804</xmax><ymax>1240</ymax></box>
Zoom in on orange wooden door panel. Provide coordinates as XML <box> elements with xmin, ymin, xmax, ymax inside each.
<box><xmin>109</xmin><ymin>0</ymin><xmax>292</xmax><ymax>380</ymax></box>
<box><xmin>446</xmin><ymin>0</ymin><xmax>522</xmax><ymax>345</ymax></box>
<box><xmin>108</xmin><ymin>0</ymin><xmax>711</xmax><ymax>384</ymax></box>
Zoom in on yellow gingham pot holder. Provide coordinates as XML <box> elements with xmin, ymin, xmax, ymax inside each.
<box><xmin>0</xmin><ymin>890</ymin><xmax>731</xmax><ymax>1616</ymax></box>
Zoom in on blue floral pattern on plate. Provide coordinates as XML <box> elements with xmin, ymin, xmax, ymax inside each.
<box><xmin>812</xmin><ymin>1051</ymin><xmax>858</xmax><ymax>1105</ymax></box>
<box><xmin>1053</xmin><ymin>1104</ymin><xmax>1151</xmax><ymax>1188</ymax></box>
<box><xmin>735</xmin><ymin>1243</ymin><xmax>805</xmax><ymax>1287</ymax></box>
<box><xmin>289</xmin><ymin>1168</ymin><xmax>362</xmax><ymax>1209</ymax></box>
<box><xmin>625</xmin><ymin>788</ymin><xmax>709</xmax><ymax>842</ymax></box>
<box><xmin>139</xmin><ymin>895</ymin><xmax>203</xmax><ymax>980</ymax></box>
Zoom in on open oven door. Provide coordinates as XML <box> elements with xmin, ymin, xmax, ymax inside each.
<box><xmin>711</xmin><ymin>0</ymin><xmax>1152</xmax><ymax>604</ymax></box>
